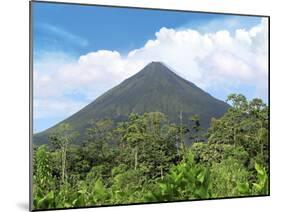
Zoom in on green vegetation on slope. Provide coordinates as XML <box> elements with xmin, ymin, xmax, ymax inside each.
<box><xmin>32</xmin><ymin>94</ymin><xmax>269</xmax><ymax>210</ymax></box>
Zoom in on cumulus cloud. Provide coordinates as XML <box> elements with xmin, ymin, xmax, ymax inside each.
<box><xmin>34</xmin><ymin>18</ymin><xmax>268</xmax><ymax>125</ymax></box>
<box><xmin>34</xmin><ymin>98</ymin><xmax>87</xmax><ymax>119</ymax></box>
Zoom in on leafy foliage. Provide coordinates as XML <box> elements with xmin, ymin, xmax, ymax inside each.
<box><xmin>237</xmin><ymin>162</ymin><xmax>269</xmax><ymax>196</ymax></box>
<box><xmin>32</xmin><ymin>94</ymin><xmax>269</xmax><ymax>210</ymax></box>
<box><xmin>144</xmin><ymin>153</ymin><xmax>211</xmax><ymax>201</ymax></box>
<box><xmin>210</xmin><ymin>158</ymin><xmax>249</xmax><ymax>198</ymax></box>
<box><xmin>33</xmin><ymin>145</ymin><xmax>56</xmax><ymax>209</ymax></box>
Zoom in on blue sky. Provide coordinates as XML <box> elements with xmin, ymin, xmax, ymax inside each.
<box><xmin>33</xmin><ymin>2</ymin><xmax>268</xmax><ymax>133</ymax></box>
<box><xmin>33</xmin><ymin>2</ymin><xmax>261</xmax><ymax>57</ymax></box>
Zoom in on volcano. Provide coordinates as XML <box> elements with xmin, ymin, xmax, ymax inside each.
<box><xmin>34</xmin><ymin>62</ymin><xmax>229</xmax><ymax>145</ymax></box>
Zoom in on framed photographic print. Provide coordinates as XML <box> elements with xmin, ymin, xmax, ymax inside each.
<box><xmin>30</xmin><ymin>1</ymin><xmax>270</xmax><ymax>211</ymax></box>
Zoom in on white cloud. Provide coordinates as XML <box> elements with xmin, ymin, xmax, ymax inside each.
<box><xmin>34</xmin><ymin>18</ymin><xmax>268</xmax><ymax>127</ymax></box>
<box><xmin>34</xmin><ymin>98</ymin><xmax>87</xmax><ymax>119</ymax></box>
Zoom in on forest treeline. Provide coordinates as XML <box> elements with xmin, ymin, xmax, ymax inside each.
<box><xmin>32</xmin><ymin>94</ymin><xmax>269</xmax><ymax>209</ymax></box>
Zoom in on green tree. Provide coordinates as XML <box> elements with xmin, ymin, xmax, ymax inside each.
<box><xmin>32</xmin><ymin>94</ymin><xmax>269</xmax><ymax>209</ymax></box>
<box><xmin>33</xmin><ymin>145</ymin><xmax>56</xmax><ymax>209</ymax></box>
<box><xmin>49</xmin><ymin>123</ymin><xmax>78</xmax><ymax>184</ymax></box>
<box><xmin>210</xmin><ymin>158</ymin><xmax>249</xmax><ymax>198</ymax></box>
<box><xmin>115</xmin><ymin>112</ymin><xmax>177</xmax><ymax>180</ymax></box>
<box><xmin>85</xmin><ymin>119</ymin><xmax>116</xmax><ymax>166</ymax></box>
<box><xmin>190</xmin><ymin>142</ymin><xmax>249</xmax><ymax>166</ymax></box>
<box><xmin>237</xmin><ymin>162</ymin><xmax>269</xmax><ymax>196</ymax></box>
<box><xmin>207</xmin><ymin>94</ymin><xmax>269</xmax><ymax>170</ymax></box>
<box><xmin>145</xmin><ymin>153</ymin><xmax>211</xmax><ymax>202</ymax></box>
<box><xmin>189</xmin><ymin>114</ymin><xmax>203</xmax><ymax>143</ymax></box>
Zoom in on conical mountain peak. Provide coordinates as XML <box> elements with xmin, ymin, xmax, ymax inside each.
<box><xmin>34</xmin><ymin>61</ymin><xmax>230</xmax><ymax>145</ymax></box>
<box><xmin>146</xmin><ymin>61</ymin><xmax>166</xmax><ymax>68</ymax></box>
<box><xmin>133</xmin><ymin>61</ymin><xmax>178</xmax><ymax>81</ymax></box>
<box><xmin>141</xmin><ymin>61</ymin><xmax>170</xmax><ymax>73</ymax></box>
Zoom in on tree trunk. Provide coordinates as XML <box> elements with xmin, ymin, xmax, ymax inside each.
<box><xmin>179</xmin><ymin>111</ymin><xmax>185</xmax><ymax>158</ymax></box>
<box><xmin>61</xmin><ymin>149</ymin><xmax>65</xmax><ymax>183</ymax></box>
<box><xmin>134</xmin><ymin>148</ymin><xmax>138</xmax><ymax>171</ymax></box>
<box><xmin>176</xmin><ymin>139</ymin><xmax>179</xmax><ymax>156</ymax></box>
<box><xmin>61</xmin><ymin>142</ymin><xmax>68</xmax><ymax>184</ymax></box>
<box><xmin>260</xmin><ymin>121</ymin><xmax>264</xmax><ymax>156</ymax></box>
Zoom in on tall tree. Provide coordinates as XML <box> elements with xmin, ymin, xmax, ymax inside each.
<box><xmin>49</xmin><ymin>123</ymin><xmax>78</xmax><ymax>184</ymax></box>
<box><xmin>207</xmin><ymin>94</ymin><xmax>269</xmax><ymax>170</ymax></box>
<box><xmin>189</xmin><ymin>115</ymin><xmax>203</xmax><ymax>143</ymax></box>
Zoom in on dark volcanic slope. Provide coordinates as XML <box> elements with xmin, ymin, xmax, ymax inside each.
<box><xmin>34</xmin><ymin>62</ymin><xmax>229</xmax><ymax>145</ymax></box>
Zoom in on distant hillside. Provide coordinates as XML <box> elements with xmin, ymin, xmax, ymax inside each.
<box><xmin>34</xmin><ymin>62</ymin><xmax>230</xmax><ymax>145</ymax></box>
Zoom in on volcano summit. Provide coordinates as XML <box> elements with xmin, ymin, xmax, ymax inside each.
<box><xmin>34</xmin><ymin>62</ymin><xmax>229</xmax><ymax>145</ymax></box>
